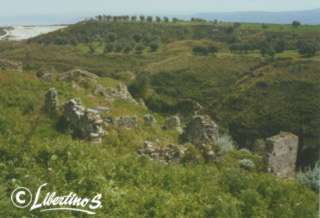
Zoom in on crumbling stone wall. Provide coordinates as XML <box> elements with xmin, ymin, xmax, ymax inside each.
<box><xmin>183</xmin><ymin>115</ymin><xmax>219</xmax><ymax>146</ymax></box>
<box><xmin>63</xmin><ymin>99</ymin><xmax>105</xmax><ymax>143</ymax></box>
<box><xmin>266</xmin><ymin>132</ymin><xmax>299</xmax><ymax>178</ymax></box>
<box><xmin>163</xmin><ymin>115</ymin><xmax>183</xmax><ymax>133</ymax></box>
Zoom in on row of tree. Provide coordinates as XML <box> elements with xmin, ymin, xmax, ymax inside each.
<box><xmin>93</xmin><ymin>15</ymin><xmax>183</xmax><ymax>23</ymax></box>
<box><xmin>102</xmin><ymin>41</ymin><xmax>160</xmax><ymax>54</ymax></box>
<box><xmin>229</xmin><ymin>40</ymin><xmax>319</xmax><ymax>57</ymax></box>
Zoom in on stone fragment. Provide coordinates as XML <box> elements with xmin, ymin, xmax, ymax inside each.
<box><xmin>163</xmin><ymin>115</ymin><xmax>183</xmax><ymax>133</ymax></box>
<box><xmin>44</xmin><ymin>88</ymin><xmax>59</xmax><ymax>114</ymax></box>
<box><xmin>0</xmin><ymin>59</ymin><xmax>23</xmax><ymax>72</ymax></box>
<box><xmin>144</xmin><ymin>114</ymin><xmax>156</xmax><ymax>126</ymax></box>
<box><xmin>114</xmin><ymin>116</ymin><xmax>138</xmax><ymax>129</ymax></box>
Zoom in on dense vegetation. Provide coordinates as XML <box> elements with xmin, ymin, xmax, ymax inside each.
<box><xmin>0</xmin><ymin>16</ymin><xmax>319</xmax><ymax>217</ymax></box>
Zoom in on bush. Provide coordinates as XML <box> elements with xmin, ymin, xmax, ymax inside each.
<box><xmin>192</xmin><ymin>46</ymin><xmax>209</xmax><ymax>56</ymax></box>
<box><xmin>193</xmin><ymin>45</ymin><xmax>219</xmax><ymax>56</ymax></box>
<box><xmin>292</xmin><ymin>20</ymin><xmax>301</xmax><ymax>28</ymax></box>
<box><xmin>104</xmin><ymin>43</ymin><xmax>114</xmax><ymax>53</ymax></box>
<box><xmin>274</xmin><ymin>40</ymin><xmax>287</xmax><ymax>53</ymax></box>
<box><xmin>297</xmin><ymin>40</ymin><xmax>318</xmax><ymax>57</ymax></box>
<box><xmin>239</xmin><ymin>159</ymin><xmax>256</xmax><ymax>170</ymax></box>
<box><xmin>107</xmin><ymin>32</ymin><xmax>117</xmax><ymax>42</ymax></box>
<box><xmin>149</xmin><ymin>41</ymin><xmax>160</xmax><ymax>52</ymax></box>
<box><xmin>135</xmin><ymin>44</ymin><xmax>145</xmax><ymax>54</ymax></box>
<box><xmin>216</xmin><ymin>134</ymin><xmax>235</xmax><ymax>155</ymax></box>
<box><xmin>296</xmin><ymin>162</ymin><xmax>320</xmax><ymax>191</ymax></box>
<box><xmin>128</xmin><ymin>74</ymin><xmax>150</xmax><ymax>99</ymax></box>
<box><xmin>260</xmin><ymin>42</ymin><xmax>275</xmax><ymax>57</ymax></box>
<box><xmin>229</xmin><ymin>43</ymin><xmax>255</xmax><ymax>53</ymax></box>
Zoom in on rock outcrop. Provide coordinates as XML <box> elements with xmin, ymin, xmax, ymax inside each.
<box><xmin>60</xmin><ymin>69</ymin><xmax>99</xmax><ymax>82</ymax></box>
<box><xmin>95</xmin><ymin>83</ymin><xmax>137</xmax><ymax>104</ymax></box>
<box><xmin>63</xmin><ymin>99</ymin><xmax>105</xmax><ymax>143</ymax></box>
<box><xmin>183</xmin><ymin>115</ymin><xmax>219</xmax><ymax>146</ymax></box>
<box><xmin>163</xmin><ymin>115</ymin><xmax>183</xmax><ymax>133</ymax></box>
<box><xmin>138</xmin><ymin>141</ymin><xmax>186</xmax><ymax>163</ymax></box>
<box><xmin>176</xmin><ymin>99</ymin><xmax>203</xmax><ymax>114</ymax></box>
<box><xmin>37</xmin><ymin>70</ymin><xmax>53</xmax><ymax>82</ymax></box>
<box><xmin>44</xmin><ymin>88</ymin><xmax>59</xmax><ymax>114</ymax></box>
<box><xmin>138</xmin><ymin>141</ymin><xmax>215</xmax><ymax>163</ymax></box>
<box><xmin>144</xmin><ymin>114</ymin><xmax>156</xmax><ymax>126</ymax></box>
<box><xmin>0</xmin><ymin>59</ymin><xmax>23</xmax><ymax>72</ymax></box>
<box><xmin>265</xmin><ymin>132</ymin><xmax>299</xmax><ymax>178</ymax></box>
<box><xmin>114</xmin><ymin>116</ymin><xmax>138</xmax><ymax>129</ymax></box>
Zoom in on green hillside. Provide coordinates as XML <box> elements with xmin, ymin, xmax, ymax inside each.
<box><xmin>16</xmin><ymin>18</ymin><xmax>319</xmax><ymax>166</ymax></box>
<box><xmin>0</xmin><ymin>17</ymin><xmax>319</xmax><ymax>217</ymax></box>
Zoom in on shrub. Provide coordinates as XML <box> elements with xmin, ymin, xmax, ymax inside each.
<box><xmin>292</xmin><ymin>20</ymin><xmax>301</xmax><ymax>28</ymax></box>
<box><xmin>181</xmin><ymin>144</ymin><xmax>204</xmax><ymax>164</ymax></box>
<box><xmin>149</xmin><ymin>41</ymin><xmax>160</xmax><ymax>52</ymax></box>
<box><xmin>208</xmin><ymin>45</ymin><xmax>219</xmax><ymax>54</ymax></box>
<box><xmin>106</xmin><ymin>32</ymin><xmax>117</xmax><ymax>42</ymax></box>
<box><xmin>216</xmin><ymin>134</ymin><xmax>235</xmax><ymax>155</ymax></box>
<box><xmin>296</xmin><ymin>162</ymin><xmax>320</xmax><ymax>191</ymax></box>
<box><xmin>192</xmin><ymin>46</ymin><xmax>209</xmax><ymax>56</ymax></box>
<box><xmin>297</xmin><ymin>40</ymin><xmax>318</xmax><ymax>57</ymax></box>
<box><xmin>260</xmin><ymin>42</ymin><xmax>275</xmax><ymax>57</ymax></box>
<box><xmin>274</xmin><ymin>40</ymin><xmax>287</xmax><ymax>53</ymax></box>
<box><xmin>128</xmin><ymin>74</ymin><xmax>150</xmax><ymax>99</ymax></box>
<box><xmin>135</xmin><ymin>44</ymin><xmax>145</xmax><ymax>54</ymax></box>
<box><xmin>193</xmin><ymin>45</ymin><xmax>218</xmax><ymax>56</ymax></box>
<box><xmin>239</xmin><ymin>159</ymin><xmax>256</xmax><ymax>170</ymax></box>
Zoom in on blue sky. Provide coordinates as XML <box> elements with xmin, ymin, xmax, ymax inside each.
<box><xmin>2</xmin><ymin>0</ymin><xmax>320</xmax><ymax>16</ymax></box>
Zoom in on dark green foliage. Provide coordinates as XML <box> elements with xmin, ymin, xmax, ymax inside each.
<box><xmin>274</xmin><ymin>39</ymin><xmax>287</xmax><ymax>53</ymax></box>
<box><xmin>149</xmin><ymin>41</ymin><xmax>160</xmax><ymax>52</ymax></box>
<box><xmin>292</xmin><ymin>20</ymin><xmax>301</xmax><ymax>28</ymax></box>
<box><xmin>128</xmin><ymin>74</ymin><xmax>150</xmax><ymax>99</ymax></box>
<box><xmin>135</xmin><ymin>43</ymin><xmax>145</xmax><ymax>54</ymax></box>
<box><xmin>107</xmin><ymin>32</ymin><xmax>117</xmax><ymax>42</ymax></box>
<box><xmin>229</xmin><ymin>43</ymin><xmax>255</xmax><ymax>53</ymax></box>
<box><xmin>297</xmin><ymin>40</ymin><xmax>318</xmax><ymax>57</ymax></box>
<box><xmin>192</xmin><ymin>45</ymin><xmax>218</xmax><ymax>56</ymax></box>
<box><xmin>259</xmin><ymin>41</ymin><xmax>275</xmax><ymax>57</ymax></box>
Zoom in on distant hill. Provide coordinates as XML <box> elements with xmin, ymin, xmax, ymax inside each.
<box><xmin>193</xmin><ymin>8</ymin><xmax>320</xmax><ymax>24</ymax></box>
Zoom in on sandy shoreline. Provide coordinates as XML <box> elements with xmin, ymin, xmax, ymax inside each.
<box><xmin>0</xmin><ymin>25</ymin><xmax>67</xmax><ymax>41</ymax></box>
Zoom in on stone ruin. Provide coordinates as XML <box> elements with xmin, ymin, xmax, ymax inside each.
<box><xmin>94</xmin><ymin>83</ymin><xmax>137</xmax><ymax>104</ymax></box>
<box><xmin>138</xmin><ymin>141</ymin><xmax>186</xmax><ymax>163</ymax></box>
<box><xmin>265</xmin><ymin>132</ymin><xmax>299</xmax><ymax>178</ymax></box>
<box><xmin>60</xmin><ymin>68</ymin><xmax>99</xmax><ymax>82</ymax></box>
<box><xmin>36</xmin><ymin>70</ymin><xmax>54</xmax><ymax>82</ymax></box>
<box><xmin>138</xmin><ymin>141</ymin><xmax>215</xmax><ymax>163</ymax></box>
<box><xmin>0</xmin><ymin>59</ymin><xmax>23</xmax><ymax>72</ymax></box>
<box><xmin>63</xmin><ymin>99</ymin><xmax>105</xmax><ymax>143</ymax></box>
<box><xmin>183</xmin><ymin>115</ymin><xmax>219</xmax><ymax>147</ymax></box>
<box><xmin>44</xmin><ymin>88</ymin><xmax>59</xmax><ymax>114</ymax></box>
<box><xmin>105</xmin><ymin>116</ymin><xmax>138</xmax><ymax>129</ymax></box>
<box><xmin>144</xmin><ymin>114</ymin><xmax>156</xmax><ymax>126</ymax></box>
<box><xmin>163</xmin><ymin>115</ymin><xmax>183</xmax><ymax>133</ymax></box>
